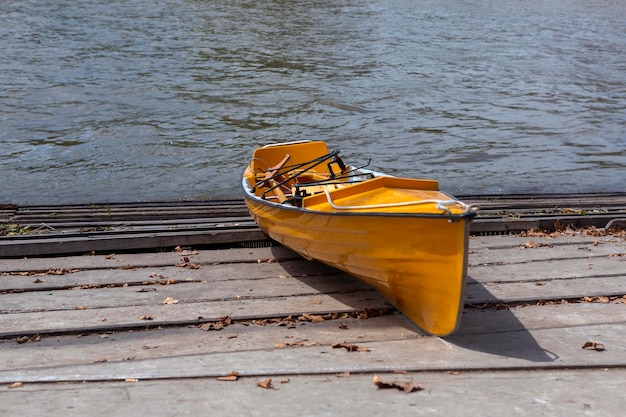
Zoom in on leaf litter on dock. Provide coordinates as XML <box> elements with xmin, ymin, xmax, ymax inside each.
<box><xmin>373</xmin><ymin>374</ymin><xmax>423</xmax><ymax>393</ymax></box>
<box><xmin>332</xmin><ymin>342</ymin><xmax>369</xmax><ymax>352</ymax></box>
<box><xmin>217</xmin><ymin>371</ymin><xmax>239</xmax><ymax>381</ymax></box>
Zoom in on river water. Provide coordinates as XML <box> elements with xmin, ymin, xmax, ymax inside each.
<box><xmin>1</xmin><ymin>0</ymin><xmax>624</xmax><ymax>205</ymax></box>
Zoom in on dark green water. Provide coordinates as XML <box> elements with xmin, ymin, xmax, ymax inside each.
<box><xmin>1</xmin><ymin>0</ymin><xmax>624</xmax><ymax>204</ymax></box>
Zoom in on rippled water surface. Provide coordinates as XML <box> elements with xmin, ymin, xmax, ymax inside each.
<box><xmin>1</xmin><ymin>0</ymin><xmax>624</xmax><ymax>204</ymax></box>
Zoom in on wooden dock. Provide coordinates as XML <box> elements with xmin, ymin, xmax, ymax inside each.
<box><xmin>1</xmin><ymin>196</ymin><xmax>625</xmax><ymax>415</ymax></box>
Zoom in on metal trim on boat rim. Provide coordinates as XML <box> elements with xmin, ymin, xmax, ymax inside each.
<box><xmin>241</xmin><ymin>179</ymin><xmax>478</xmax><ymax>220</ymax></box>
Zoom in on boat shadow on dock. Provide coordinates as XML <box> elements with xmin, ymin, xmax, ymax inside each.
<box><xmin>446</xmin><ymin>277</ymin><xmax>559</xmax><ymax>364</ymax></box>
<box><xmin>269</xmin><ymin>245</ymin><xmax>558</xmax><ymax>364</ymax></box>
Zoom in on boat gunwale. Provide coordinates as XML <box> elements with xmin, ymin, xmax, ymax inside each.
<box><xmin>241</xmin><ymin>178</ymin><xmax>477</xmax><ymax>221</ymax></box>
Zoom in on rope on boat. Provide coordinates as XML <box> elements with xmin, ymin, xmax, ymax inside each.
<box><xmin>322</xmin><ymin>189</ymin><xmax>479</xmax><ymax>215</ymax></box>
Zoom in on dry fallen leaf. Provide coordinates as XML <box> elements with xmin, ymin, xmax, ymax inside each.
<box><xmin>274</xmin><ymin>339</ymin><xmax>316</xmax><ymax>349</ymax></box>
<box><xmin>332</xmin><ymin>342</ymin><xmax>369</xmax><ymax>352</ymax></box>
<box><xmin>139</xmin><ymin>315</ymin><xmax>154</xmax><ymax>321</ymax></box>
<box><xmin>300</xmin><ymin>313</ymin><xmax>324</xmax><ymax>323</ymax></box>
<box><xmin>162</xmin><ymin>297</ymin><xmax>179</xmax><ymax>305</ymax></box>
<box><xmin>521</xmin><ymin>240</ymin><xmax>553</xmax><ymax>249</ymax></box>
<box><xmin>336</xmin><ymin>371</ymin><xmax>351</xmax><ymax>378</ymax></box>
<box><xmin>8</xmin><ymin>382</ymin><xmax>23</xmax><ymax>389</ymax></box>
<box><xmin>199</xmin><ymin>316</ymin><xmax>231</xmax><ymax>331</ymax></box>
<box><xmin>16</xmin><ymin>334</ymin><xmax>40</xmax><ymax>344</ymax></box>
<box><xmin>357</xmin><ymin>307</ymin><xmax>395</xmax><ymax>320</ymax></box>
<box><xmin>257</xmin><ymin>258</ymin><xmax>276</xmax><ymax>264</ymax></box>
<box><xmin>105</xmin><ymin>253</ymin><xmax>116</xmax><ymax>259</ymax></box>
<box><xmin>582</xmin><ymin>341</ymin><xmax>606</xmax><ymax>351</ymax></box>
<box><xmin>175</xmin><ymin>262</ymin><xmax>201</xmax><ymax>269</ymax></box>
<box><xmin>45</xmin><ymin>268</ymin><xmax>77</xmax><ymax>275</ymax></box>
<box><xmin>256</xmin><ymin>378</ymin><xmax>277</xmax><ymax>390</ymax></box>
<box><xmin>217</xmin><ymin>371</ymin><xmax>240</xmax><ymax>381</ymax></box>
<box><xmin>373</xmin><ymin>374</ymin><xmax>423</xmax><ymax>393</ymax></box>
<box><xmin>200</xmin><ymin>322</ymin><xmax>223</xmax><ymax>331</ymax></box>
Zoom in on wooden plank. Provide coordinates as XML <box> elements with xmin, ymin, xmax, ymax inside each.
<box><xmin>5</xmin><ymin>218</ymin><xmax>255</xmax><ymax>232</ymax></box>
<box><xmin>0</xmin><ymin>315</ymin><xmax>414</xmax><ymax>373</ymax></box>
<box><xmin>0</xmin><ymin>369</ymin><xmax>623</xmax><ymax>417</ymax></box>
<box><xmin>469</xmin><ymin>257</ymin><xmax>624</xmax><ymax>283</ymax></box>
<box><xmin>0</xmin><ymin>290</ymin><xmax>389</xmax><ymax>339</ymax></box>
<box><xmin>468</xmin><ymin>234</ymin><xmax>625</xmax><ymax>288</ymax></box>
<box><xmin>0</xmin><ymin>246</ymin><xmax>299</xmax><ymax>273</ymax></box>
<box><xmin>2</xmin><ymin>259</ymin><xmax>622</xmax><ymax>314</ymax></box>
<box><xmin>1</xmin><ymin>303</ymin><xmax>622</xmax><ymax>374</ymax></box>
<box><xmin>0</xmin><ymin>228</ymin><xmax>269</xmax><ymax>258</ymax></box>
<box><xmin>2</xmin><ymin>266</ymin><xmax>622</xmax><ymax>336</ymax></box>
<box><xmin>2</xmin><ymin>233</ymin><xmax>621</xmax><ymax>274</ymax></box>
<box><xmin>1</xmin><ymin>233</ymin><xmax>622</xmax><ymax>338</ymax></box>
<box><xmin>0</xmin><ymin>273</ymin><xmax>372</xmax><ymax>314</ymax></box>
<box><xmin>0</xmin><ymin>258</ymin><xmax>337</xmax><ymax>292</ymax></box>
<box><xmin>470</xmin><ymin>237</ymin><xmax>625</xmax><ymax>262</ymax></box>
<box><xmin>457</xmin><ymin>301</ymin><xmax>626</xmax><ymax>334</ymax></box>
<box><xmin>0</xmin><ymin>304</ymin><xmax>623</xmax><ymax>383</ymax></box>
<box><xmin>469</xmin><ymin>233</ymin><xmax>625</xmax><ymax>248</ymax></box>
<box><xmin>471</xmin><ymin>215</ymin><xmax>624</xmax><ymax>234</ymax></box>
<box><xmin>466</xmin><ymin>277</ymin><xmax>625</xmax><ymax>304</ymax></box>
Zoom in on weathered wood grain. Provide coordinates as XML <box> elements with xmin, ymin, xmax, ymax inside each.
<box><xmin>1</xmin><ymin>303</ymin><xmax>622</xmax><ymax>373</ymax></box>
<box><xmin>1</xmin><ymin>369</ymin><xmax>623</xmax><ymax>417</ymax></box>
<box><xmin>0</xmin><ymin>246</ymin><xmax>297</xmax><ymax>273</ymax></box>
<box><xmin>0</xmin><ymin>274</ymin><xmax>374</xmax><ymax>314</ymax></box>
<box><xmin>1</xmin><ymin>214</ymin><xmax>624</xmax><ymax>416</ymax></box>
<box><xmin>0</xmin><ymin>258</ymin><xmax>340</xmax><ymax>292</ymax></box>
<box><xmin>0</xmin><ymin>304</ymin><xmax>623</xmax><ymax>383</ymax></box>
<box><xmin>1</xmin><ymin>234</ymin><xmax>623</xmax><ymax>339</ymax></box>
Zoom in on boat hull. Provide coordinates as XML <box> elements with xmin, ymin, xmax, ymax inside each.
<box><xmin>243</xmin><ymin>193</ymin><xmax>471</xmax><ymax>336</ymax></box>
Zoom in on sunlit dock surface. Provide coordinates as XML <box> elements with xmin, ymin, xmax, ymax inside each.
<box><xmin>0</xmin><ymin>196</ymin><xmax>624</xmax><ymax>416</ymax></box>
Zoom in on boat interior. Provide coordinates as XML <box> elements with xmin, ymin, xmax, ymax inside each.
<box><xmin>245</xmin><ymin>140</ymin><xmax>375</xmax><ymax>206</ymax></box>
<box><xmin>245</xmin><ymin>140</ymin><xmax>473</xmax><ymax>215</ymax></box>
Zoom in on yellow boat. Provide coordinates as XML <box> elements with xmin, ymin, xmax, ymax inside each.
<box><xmin>242</xmin><ymin>141</ymin><xmax>478</xmax><ymax>336</ymax></box>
